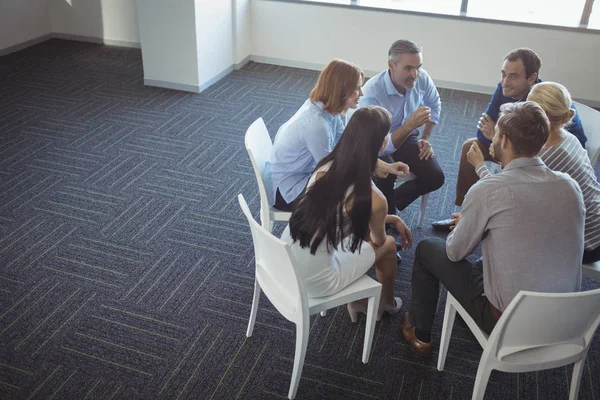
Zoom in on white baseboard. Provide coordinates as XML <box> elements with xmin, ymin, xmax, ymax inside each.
<box><xmin>235</xmin><ymin>55</ymin><xmax>251</xmax><ymax>70</ymax></box>
<box><xmin>144</xmin><ymin>79</ymin><xmax>201</xmax><ymax>93</ymax></box>
<box><xmin>144</xmin><ymin>64</ymin><xmax>234</xmax><ymax>94</ymax></box>
<box><xmin>52</xmin><ymin>32</ymin><xmax>140</xmax><ymax>48</ymax></box>
<box><xmin>0</xmin><ymin>33</ymin><xmax>53</xmax><ymax>56</ymax></box>
<box><xmin>249</xmin><ymin>55</ymin><xmax>600</xmax><ymax>108</ymax></box>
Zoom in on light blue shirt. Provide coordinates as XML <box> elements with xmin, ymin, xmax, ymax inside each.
<box><xmin>265</xmin><ymin>99</ymin><xmax>345</xmax><ymax>204</ymax></box>
<box><xmin>353</xmin><ymin>69</ymin><xmax>441</xmax><ymax>156</ymax></box>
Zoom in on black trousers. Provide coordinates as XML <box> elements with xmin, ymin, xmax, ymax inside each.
<box><xmin>408</xmin><ymin>237</ymin><xmax>498</xmax><ymax>335</ymax></box>
<box><xmin>374</xmin><ymin>132</ymin><xmax>445</xmax><ymax>214</ymax></box>
<box><xmin>273</xmin><ymin>188</ymin><xmax>297</xmax><ymax>212</ymax></box>
<box><xmin>583</xmin><ymin>245</ymin><xmax>600</xmax><ymax>264</ymax></box>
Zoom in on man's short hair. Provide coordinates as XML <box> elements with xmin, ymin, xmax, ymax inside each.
<box><xmin>504</xmin><ymin>48</ymin><xmax>541</xmax><ymax>79</ymax></box>
<box><xmin>497</xmin><ymin>101</ymin><xmax>550</xmax><ymax>157</ymax></box>
<box><xmin>388</xmin><ymin>40</ymin><xmax>422</xmax><ymax>64</ymax></box>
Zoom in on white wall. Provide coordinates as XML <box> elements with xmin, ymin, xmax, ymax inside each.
<box><xmin>233</xmin><ymin>0</ymin><xmax>252</xmax><ymax>66</ymax></box>
<box><xmin>0</xmin><ymin>0</ymin><xmax>51</xmax><ymax>52</ymax></box>
<box><xmin>137</xmin><ymin>0</ymin><xmax>200</xmax><ymax>88</ymax></box>
<box><xmin>251</xmin><ymin>0</ymin><xmax>600</xmax><ymax>105</ymax></box>
<box><xmin>49</xmin><ymin>0</ymin><xmax>139</xmax><ymax>46</ymax></box>
<box><xmin>195</xmin><ymin>0</ymin><xmax>234</xmax><ymax>87</ymax></box>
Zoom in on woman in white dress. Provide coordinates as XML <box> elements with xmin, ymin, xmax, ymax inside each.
<box><xmin>281</xmin><ymin>106</ymin><xmax>413</xmax><ymax>321</ymax></box>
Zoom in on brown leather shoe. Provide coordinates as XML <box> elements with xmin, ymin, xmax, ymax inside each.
<box><xmin>401</xmin><ymin>312</ymin><xmax>432</xmax><ymax>358</ymax></box>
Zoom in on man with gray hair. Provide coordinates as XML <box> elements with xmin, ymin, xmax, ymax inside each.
<box><xmin>354</xmin><ymin>39</ymin><xmax>444</xmax><ymax>220</ymax></box>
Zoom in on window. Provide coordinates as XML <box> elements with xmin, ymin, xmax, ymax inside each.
<box><xmin>588</xmin><ymin>0</ymin><xmax>600</xmax><ymax>28</ymax></box>
<box><xmin>289</xmin><ymin>0</ymin><xmax>600</xmax><ymax>31</ymax></box>
<box><xmin>467</xmin><ymin>0</ymin><xmax>588</xmax><ymax>28</ymax></box>
<box><xmin>357</xmin><ymin>0</ymin><xmax>462</xmax><ymax>16</ymax></box>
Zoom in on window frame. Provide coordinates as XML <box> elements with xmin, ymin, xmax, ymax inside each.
<box><xmin>268</xmin><ymin>0</ymin><xmax>600</xmax><ymax>33</ymax></box>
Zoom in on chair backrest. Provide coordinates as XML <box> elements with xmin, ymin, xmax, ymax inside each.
<box><xmin>244</xmin><ymin>118</ymin><xmax>274</xmax><ymax>229</ymax></box>
<box><xmin>574</xmin><ymin>101</ymin><xmax>600</xmax><ymax>166</ymax></box>
<box><xmin>238</xmin><ymin>194</ymin><xmax>307</xmax><ymax>323</ymax></box>
<box><xmin>486</xmin><ymin>288</ymin><xmax>600</xmax><ymax>365</ymax></box>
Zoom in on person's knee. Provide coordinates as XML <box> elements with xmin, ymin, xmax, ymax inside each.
<box><xmin>429</xmin><ymin>168</ymin><xmax>445</xmax><ymax>191</ymax></box>
<box><xmin>415</xmin><ymin>237</ymin><xmax>446</xmax><ymax>263</ymax></box>
<box><xmin>377</xmin><ymin>235</ymin><xmax>397</xmax><ymax>265</ymax></box>
<box><xmin>382</xmin><ymin>235</ymin><xmax>397</xmax><ymax>258</ymax></box>
<box><xmin>418</xmin><ymin>164</ymin><xmax>445</xmax><ymax>193</ymax></box>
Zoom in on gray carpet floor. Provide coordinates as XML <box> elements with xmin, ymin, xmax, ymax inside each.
<box><xmin>0</xmin><ymin>39</ymin><xmax>598</xmax><ymax>399</ymax></box>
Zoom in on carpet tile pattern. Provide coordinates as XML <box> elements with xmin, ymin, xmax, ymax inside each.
<box><xmin>0</xmin><ymin>39</ymin><xmax>599</xmax><ymax>399</ymax></box>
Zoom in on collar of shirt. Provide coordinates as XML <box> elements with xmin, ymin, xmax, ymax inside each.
<box><xmin>310</xmin><ymin>100</ymin><xmax>336</xmax><ymax>123</ymax></box>
<box><xmin>384</xmin><ymin>70</ymin><xmax>410</xmax><ymax>97</ymax></box>
<box><xmin>503</xmin><ymin>156</ymin><xmax>544</xmax><ymax>171</ymax></box>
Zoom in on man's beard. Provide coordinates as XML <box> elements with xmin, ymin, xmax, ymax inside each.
<box><xmin>490</xmin><ymin>142</ymin><xmax>501</xmax><ymax>164</ymax></box>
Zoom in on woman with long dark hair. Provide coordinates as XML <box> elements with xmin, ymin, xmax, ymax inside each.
<box><xmin>281</xmin><ymin>106</ymin><xmax>413</xmax><ymax>320</ymax></box>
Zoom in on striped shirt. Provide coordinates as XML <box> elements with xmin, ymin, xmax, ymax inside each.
<box><xmin>475</xmin><ymin>131</ymin><xmax>600</xmax><ymax>251</ymax></box>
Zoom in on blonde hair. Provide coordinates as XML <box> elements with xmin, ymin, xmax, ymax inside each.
<box><xmin>527</xmin><ymin>82</ymin><xmax>575</xmax><ymax>130</ymax></box>
<box><xmin>309</xmin><ymin>59</ymin><xmax>364</xmax><ymax>115</ymax></box>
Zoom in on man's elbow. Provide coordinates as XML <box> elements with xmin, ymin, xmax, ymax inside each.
<box><xmin>445</xmin><ymin>244</ymin><xmax>461</xmax><ymax>262</ymax></box>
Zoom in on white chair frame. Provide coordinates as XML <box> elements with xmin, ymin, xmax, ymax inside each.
<box><xmin>238</xmin><ymin>194</ymin><xmax>382</xmax><ymax>399</ymax></box>
<box><xmin>245</xmin><ymin>118</ymin><xmax>291</xmax><ymax>231</ymax></box>
<box><xmin>437</xmin><ymin>289</ymin><xmax>600</xmax><ymax>400</ymax></box>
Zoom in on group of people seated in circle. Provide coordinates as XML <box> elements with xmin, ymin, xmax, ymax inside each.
<box><xmin>262</xmin><ymin>39</ymin><xmax>599</xmax><ymax>358</ymax></box>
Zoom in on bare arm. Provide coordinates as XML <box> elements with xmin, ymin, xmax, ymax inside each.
<box><xmin>369</xmin><ymin>188</ymin><xmax>388</xmax><ymax>247</ymax></box>
<box><xmin>390</xmin><ymin>122</ymin><xmax>417</xmax><ymax>149</ymax></box>
<box><xmin>421</xmin><ymin>121</ymin><xmax>436</xmax><ymax>141</ymax></box>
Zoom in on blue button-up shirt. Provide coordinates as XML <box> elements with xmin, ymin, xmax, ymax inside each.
<box><xmin>265</xmin><ymin>99</ymin><xmax>345</xmax><ymax>204</ymax></box>
<box><xmin>354</xmin><ymin>69</ymin><xmax>441</xmax><ymax>155</ymax></box>
<box><xmin>476</xmin><ymin>80</ymin><xmax>587</xmax><ymax>148</ymax></box>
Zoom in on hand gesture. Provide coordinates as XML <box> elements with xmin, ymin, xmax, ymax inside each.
<box><xmin>477</xmin><ymin>113</ymin><xmax>495</xmax><ymax>140</ymax></box>
<box><xmin>394</xmin><ymin>218</ymin><xmax>413</xmax><ymax>250</ymax></box>
<box><xmin>408</xmin><ymin>106</ymin><xmax>431</xmax><ymax>130</ymax></box>
<box><xmin>377</xmin><ymin>161</ymin><xmax>409</xmax><ymax>178</ymax></box>
<box><xmin>417</xmin><ymin>139</ymin><xmax>434</xmax><ymax>160</ymax></box>
<box><xmin>449</xmin><ymin>212</ymin><xmax>461</xmax><ymax>230</ymax></box>
<box><xmin>466</xmin><ymin>142</ymin><xmax>484</xmax><ymax>167</ymax></box>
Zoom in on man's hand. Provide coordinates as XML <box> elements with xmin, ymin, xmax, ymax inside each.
<box><xmin>382</xmin><ymin>161</ymin><xmax>409</xmax><ymax>177</ymax></box>
<box><xmin>477</xmin><ymin>113</ymin><xmax>495</xmax><ymax>140</ymax></box>
<box><xmin>394</xmin><ymin>218</ymin><xmax>413</xmax><ymax>250</ymax></box>
<box><xmin>407</xmin><ymin>106</ymin><xmax>431</xmax><ymax>130</ymax></box>
<box><xmin>373</xmin><ymin>164</ymin><xmax>389</xmax><ymax>178</ymax></box>
<box><xmin>449</xmin><ymin>212</ymin><xmax>461</xmax><ymax>230</ymax></box>
<box><xmin>417</xmin><ymin>139</ymin><xmax>434</xmax><ymax>160</ymax></box>
<box><xmin>466</xmin><ymin>142</ymin><xmax>484</xmax><ymax>167</ymax></box>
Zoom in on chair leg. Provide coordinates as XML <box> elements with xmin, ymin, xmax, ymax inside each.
<box><xmin>246</xmin><ymin>280</ymin><xmax>261</xmax><ymax>337</ymax></box>
<box><xmin>288</xmin><ymin>321</ymin><xmax>309</xmax><ymax>399</ymax></box>
<box><xmin>437</xmin><ymin>298</ymin><xmax>456</xmax><ymax>371</ymax></box>
<box><xmin>362</xmin><ymin>293</ymin><xmax>380</xmax><ymax>364</ymax></box>
<box><xmin>569</xmin><ymin>355</ymin><xmax>587</xmax><ymax>400</ymax></box>
<box><xmin>417</xmin><ymin>193</ymin><xmax>429</xmax><ymax>228</ymax></box>
<box><xmin>471</xmin><ymin>362</ymin><xmax>492</xmax><ymax>400</ymax></box>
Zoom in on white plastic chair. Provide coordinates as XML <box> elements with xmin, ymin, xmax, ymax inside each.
<box><xmin>238</xmin><ymin>194</ymin><xmax>382</xmax><ymax>399</ymax></box>
<box><xmin>573</xmin><ymin>101</ymin><xmax>600</xmax><ymax>166</ymax></box>
<box><xmin>583</xmin><ymin>262</ymin><xmax>600</xmax><ymax>281</ymax></box>
<box><xmin>245</xmin><ymin>118</ymin><xmax>291</xmax><ymax>231</ymax></box>
<box><xmin>394</xmin><ymin>173</ymin><xmax>429</xmax><ymax>228</ymax></box>
<box><xmin>437</xmin><ymin>289</ymin><xmax>600</xmax><ymax>400</ymax></box>
<box><xmin>571</xmin><ymin>102</ymin><xmax>600</xmax><ymax>281</ymax></box>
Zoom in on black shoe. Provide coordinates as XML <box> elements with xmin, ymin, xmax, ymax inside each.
<box><xmin>432</xmin><ymin>218</ymin><xmax>453</xmax><ymax>232</ymax></box>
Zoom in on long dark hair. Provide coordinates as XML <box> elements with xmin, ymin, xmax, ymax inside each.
<box><xmin>289</xmin><ymin>106</ymin><xmax>392</xmax><ymax>254</ymax></box>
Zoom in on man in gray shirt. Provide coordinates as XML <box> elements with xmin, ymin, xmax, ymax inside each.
<box><xmin>401</xmin><ymin>102</ymin><xmax>584</xmax><ymax>358</ymax></box>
